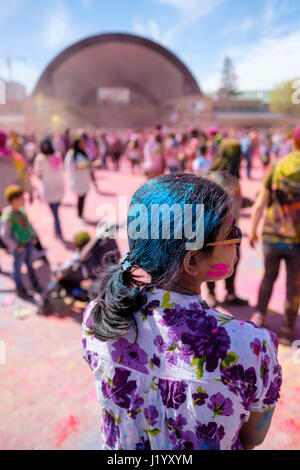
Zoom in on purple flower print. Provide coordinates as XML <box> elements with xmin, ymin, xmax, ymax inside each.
<box><xmin>158</xmin><ymin>379</ymin><xmax>187</xmax><ymax>410</ymax></box>
<box><xmin>101</xmin><ymin>367</ymin><xmax>137</xmax><ymax>409</ymax></box>
<box><xmin>268</xmin><ymin>330</ymin><xmax>279</xmax><ymax>351</ymax></box>
<box><xmin>161</xmin><ymin>302</ymin><xmax>207</xmax><ymax>331</ymax></box>
<box><xmin>263</xmin><ymin>372</ymin><xmax>282</xmax><ymax>407</ymax></box>
<box><xmin>220</xmin><ymin>364</ymin><xmax>257</xmax><ymax>410</ymax></box>
<box><xmin>153</xmin><ymin>335</ymin><xmax>168</xmax><ymax>353</ymax></box>
<box><xmin>178</xmin><ymin>344</ymin><xmax>193</xmax><ymax>364</ymax></box>
<box><xmin>194</xmin><ymin>421</ymin><xmax>225</xmax><ymax>450</ymax></box>
<box><xmin>144</xmin><ymin>405</ymin><xmax>159</xmax><ymax>427</ymax></box>
<box><xmin>150</xmin><ymin>354</ymin><xmax>161</xmax><ymax>368</ymax></box>
<box><xmin>173</xmin><ymin>431</ymin><xmax>198</xmax><ymax>450</ymax></box>
<box><xmin>82</xmin><ymin>337</ymin><xmax>87</xmax><ymax>350</ymax></box>
<box><xmin>192</xmin><ymin>386</ymin><xmax>208</xmax><ymax>407</ymax></box>
<box><xmin>181</xmin><ymin>314</ymin><xmax>231</xmax><ymax>372</ymax></box>
<box><xmin>260</xmin><ymin>354</ymin><xmax>270</xmax><ymax>387</ymax></box>
<box><xmin>136</xmin><ymin>436</ymin><xmax>151</xmax><ymax>450</ymax></box>
<box><xmin>86</xmin><ymin>312</ymin><xmax>94</xmax><ymax>330</ymax></box>
<box><xmin>161</xmin><ymin>305</ymin><xmax>187</xmax><ymax>329</ymax></box>
<box><xmin>127</xmin><ymin>393</ymin><xmax>144</xmax><ymax>420</ymax></box>
<box><xmin>167</xmin><ymin>414</ymin><xmax>187</xmax><ymax>432</ymax></box>
<box><xmin>111</xmin><ymin>338</ymin><xmax>149</xmax><ymax>374</ymax></box>
<box><xmin>208</xmin><ymin>393</ymin><xmax>234</xmax><ymax>418</ymax></box>
<box><xmin>84</xmin><ymin>349</ymin><xmax>99</xmax><ymax>369</ymax></box>
<box><xmin>250</xmin><ymin>338</ymin><xmax>263</xmax><ymax>357</ymax></box>
<box><xmin>140</xmin><ymin>300</ymin><xmax>160</xmax><ymax>319</ymax></box>
<box><xmin>231</xmin><ymin>438</ymin><xmax>244</xmax><ymax>450</ymax></box>
<box><xmin>167</xmin><ymin>415</ymin><xmax>188</xmax><ymax>446</ymax></box>
<box><xmin>167</xmin><ymin>328</ymin><xmax>181</xmax><ymax>343</ymax></box>
<box><xmin>273</xmin><ymin>364</ymin><xmax>281</xmax><ymax>375</ymax></box>
<box><xmin>102</xmin><ymin>409</ymin><xmax>120</xmax><ymax>449</ymax></box>
<box><xmin>166</xmin><ymin>352</ymin><xmax>178</xmax><ymax>367</ymax></box>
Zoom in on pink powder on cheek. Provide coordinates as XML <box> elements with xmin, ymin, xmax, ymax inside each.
<box><xmin>210</xmin><ymin>264</ymin><xmax>230</xmax><ymax>270</ymax></box>
<box><xmin>205</xmin><ymin>263</ymin><xmax>231</xmax><ymax>277</ymax></box>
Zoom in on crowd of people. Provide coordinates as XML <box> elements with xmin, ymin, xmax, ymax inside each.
<box><xmin>0</xmin><ymin>123</ymin><xmax>299</xmax><ymax>348</ymax></box>
<box><xmin>1</xmin><ymin>121</ymin><xmax>300</xmax><ymax>451</ymax></box>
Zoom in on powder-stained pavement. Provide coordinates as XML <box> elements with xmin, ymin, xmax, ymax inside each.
<box><xmin>0</xmin><ymin>161</ymin><xmax>299</xmax><ymax>450</ymax></box>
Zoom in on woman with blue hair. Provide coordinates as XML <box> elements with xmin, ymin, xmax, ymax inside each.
<box><xmin>82</xmin><ymin>173</ymin><xmax>281</xmax><ymax>451</ymax></box>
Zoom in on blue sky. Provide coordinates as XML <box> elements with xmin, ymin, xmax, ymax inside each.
<box><xmin>1</xmin><ymin>0</ymin><xmax>300</xmax><ymax>94</ymax></box>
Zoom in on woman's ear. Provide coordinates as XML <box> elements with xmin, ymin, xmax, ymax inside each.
<box><xmin>183</xmin><ymin>250</ymin><xmax>201</xmax><ymax>276</ymax></box>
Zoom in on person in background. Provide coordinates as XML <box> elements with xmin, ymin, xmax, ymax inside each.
<box><xmin>23</xmin><ymin>135</ymin><xmax>37</xmax><ymax>170</ymax></box>
<box><xmin>86</xmin><ymin>133</ymin><xmax>100</xmax><ymax>162</ymax></box>
<box><xmin>278</xmin><ymin>131</ymin><xmax>293</xmax><ymax>159</ymax></box>
<box><xmin>110</xmin><ymin>135</ymin><xmax>124</xmax><ymax>171</ymax></box>
<box><xmin>164</xmin><ymin>133</ymin><xmax>180</xmax><ymax>173</ymax></box>
<box><xmin>260</xmin><ymin>132</ymin><xmax>272</xmax><ymax>171</ymax></box>
<box><xmin>177</xmin><ymin>133</ymin><xmax>188</xmax><ymax>171</ymax></box>
<box><xmin>186</xmin><ymin>128</ymin><xmax>206</xmax><ymax>172</ymax></box>
<box><xmin>34</xmin><ymin>137</ymin><xmax>64</xmax><ymax>240</ymax></box>
<box><xmin>0</xmin><ymin>129</ymin><xmax>33</xmax><ymax>215</ymax></box>
<box><xmin>240</xmin><ymin>131</ymin><xmax>253</xmax><ymax>179</ymax></box>
<box><xmin>65</xmin><ymin>136</ymin><xmax>91</xmax><ymax>221</ymax></box>
<box><xmin>192</xmin><ymin>143</ymin><xmax>211</xmax><ymax>175</ymax></box>
<box><xmin>99</xmin><ymin>133</ymin><xmax>110</xmax><ymax>170</ymax></box>
<box><xmin>0</xmin><ymin>185</ymin><xmax>42</xmax><ymax>298</ymax></box>
<box><xmin>127</xmin><ymin>134</ymin><xmax>142</xmax><ymax>175</ymax></box>
<box><xmin>9</xmin><ymin>130</ymin><xmax>24</xmax><ymax>155</ymax></box>
<box><xmin>208</xmin><ymin>137</ymin><xmax>248</xmax><ymax>306</ymax></box>
<box><xmin>61</xmin><ymin>129</ymin><xmax>72</xmax><ymax>159</ymax></box>
<box><xmin>249</xmin><ymin>124</ymin><xmax>300</xmax><ymax>346</ymax></box>
<box><xmin>143</xmin><ymin>132</ymin><xmax>165</xmax><ymax>180</ymax></box>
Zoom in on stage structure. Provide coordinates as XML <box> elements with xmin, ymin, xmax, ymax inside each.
<box><xmin>33</xmin><ymin>32</ymin><xmax>202</xmax><ymax>129</ymax></box>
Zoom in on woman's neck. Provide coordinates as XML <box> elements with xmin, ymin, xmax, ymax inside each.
<box><xmin>170</xmin><ymin>279</ymin><xmax>202</xmax><ymax>296</ymax></box>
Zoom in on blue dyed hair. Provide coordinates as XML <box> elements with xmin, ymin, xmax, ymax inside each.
<box><xmin>91</xmin><ymin>173</ymin><xmax>231</xmax><ymax>341</ymax></box>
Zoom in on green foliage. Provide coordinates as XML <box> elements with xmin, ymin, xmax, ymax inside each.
<box><xmin>218</xmin><ymin>57</ymin><xmax>238</xmax><ymax>97</ymax></box>
<box><xmin>269</xmin><ymin>78</ymin><xmax>300</xmax><ymax>117</ymax></box>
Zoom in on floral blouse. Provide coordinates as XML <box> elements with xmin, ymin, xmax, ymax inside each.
<box><xmin>82</xmin><ymin>287</ymin><xmax>282</xmax><ymax>450</ymax></box>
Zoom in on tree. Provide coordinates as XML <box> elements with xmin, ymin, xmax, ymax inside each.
<box><xmin>218</xmin><ymin>57</ymin><xmax>238</xmax><ymax>98</ymax></box>
<box><xmin>269</xmin><ymin>79</ymin><xmax>300</xmax><ymax>117</ymax></box>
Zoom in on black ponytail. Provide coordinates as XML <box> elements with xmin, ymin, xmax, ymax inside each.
<box><xmin>90</xmin><ymin>252</ymin><xmax>146</xmax><ymax>343</ymax></box>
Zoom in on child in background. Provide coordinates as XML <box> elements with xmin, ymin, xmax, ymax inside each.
<box><xmin>0</xmin><ymin>185</ymin><xmax>42</xmax><ymax>298</ymax></box>
<box><xmin>192</xmin><ymin>144</ymin><xmax>211</xmax><ymax>175</ymax></box>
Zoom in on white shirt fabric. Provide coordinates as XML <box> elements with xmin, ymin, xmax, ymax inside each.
<box><xmin>64</xmin><ymin>149</ymin><xmax>91</xmax><ymax>196</ymax></box>
<box><xmin>34</xmin><ymin>153</ymin><xmax>64</xmax><ymax>203</ymax></box>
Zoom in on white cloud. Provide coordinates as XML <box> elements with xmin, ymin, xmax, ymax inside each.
<box><xmin>133</xmin><ymin>19</ymin><xmax>161</xmax><ymax>43</ymax></box>
<box><xmin>0</xmin><ymin>0</ymin><xmax>24</xmax><ymax>24</ymax></box>
<box><xmin>0</xmin><ymin>61</ymin><xmax>40</xmax><ymax>94</ymax></box>
<box><xmin>237</xmin><ymin>18</ymin><xmax>254</xmax><ymax>32</ymax></box>
<box><xmin>201</xmin><ymin>30</ymin><xmax>300</xmax><ymax>92</ymax></box>
<box><xmin>221</xmin><ymin>17</ymin><xmax>254</xmax><ymax>36</ymax></box>
<box><xmin>156</xmin><ymin>0</ymin><xmax>223</xmax><ymax>20</ymax></box>
<box><xmin>134</xmin><ymin>0</ymin><xmax>224</xmax><ymax>48</ymax></box>
<box><xmin>43</xmin><ymin>1</ymin><xmax>76</xmax><ymax>49</ymax></box>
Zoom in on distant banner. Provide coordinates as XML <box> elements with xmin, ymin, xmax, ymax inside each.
<box><xmin>0</xmin><ymin>80</ymin><xmax>6</xmax><ymax>104</ymax></box>
<box><xmin>189</xmin><ymin>101</ymin><xmax>206</xmax><ymax>113</ymax></box>
<box><xmin>97</xmin><ymin>88</ymin><xmax>130</xmax><ymax>104</ymax></box>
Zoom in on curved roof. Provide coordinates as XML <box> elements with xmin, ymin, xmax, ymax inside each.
<box><xmin>33</xmin><ymin>32</ymin><xmax>201</xmax><ymax>105</ymax></box>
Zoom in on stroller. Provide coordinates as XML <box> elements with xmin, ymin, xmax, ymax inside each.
<box><xmin>39</xmin><ymin>223</ymin><xmax>121</xmax><ymax>315</ymax></box>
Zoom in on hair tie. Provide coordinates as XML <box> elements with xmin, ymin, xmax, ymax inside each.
<box><xmin>119</xmin><ymin>252</ymin><xmax>133</xmax><ymax>272</ymax></box>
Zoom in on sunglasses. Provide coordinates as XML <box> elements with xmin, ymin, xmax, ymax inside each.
<box><xmin>204</xmin><ymin>224</ymin><xmax>242</xmax><ymax>247</ymax></box>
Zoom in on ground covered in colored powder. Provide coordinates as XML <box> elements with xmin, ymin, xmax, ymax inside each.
<box><xmin>0</xmin><ymin>161</ymin><xmax>299</xmax><ymax>450</ymax></box>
